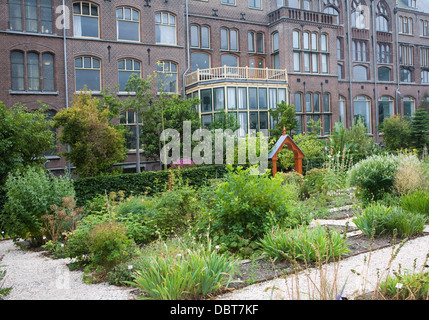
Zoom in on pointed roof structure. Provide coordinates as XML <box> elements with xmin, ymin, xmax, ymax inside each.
<box><xmin>267</xmin><ymin>127</ymin><xmax>305</xmax><ymax>177</ymax></box>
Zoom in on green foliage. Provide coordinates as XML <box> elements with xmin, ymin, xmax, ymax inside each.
<box><xmin>73</xmin><ymin>165</ymin><xmax>229</xmax><ymax>206</ymax></box>
<box><xmin>200</xmin><ymin>166</ymin><xmax>301</xmax><ymax>254</ymax></box>
<box><xmin>400</xmin><ymin>189</ymin><xmax>429</xmax><ymax>218</ymax></box>
<box><xmin>0</xmin><ymin>102</ymin><xmax>55</xmax><ymax>183</ymax></box>
<box><xmin>353</xmin><ymin>203</ymin><xmax>427</xmax><ymax>238</ymax></box>
<box><xmin>258</xmin><ymin>226</ymin><xmax>350</xmax><ymax>263</ymax></box>
<box><xmin>380</xmin><ymin>115</ymin><xmax>412</xmax><ymax>151</ymax></box>
<box><xmin>269</xmin><ymin>101</ymin><xmax>298</xmax><ymax>137</ymax></box>
<box><xmin>87</xmin><ymin>221</ymin><xmax>137</xmax><ymax>270</ymax></box>
<box><xmin>348</xmin><ymin>154</ymin><xmax>400</xmax><ymax>203</ymax></box>
<box><xmin>278</xmin><ymin>133</ymin><xmax>325</xmax><ymax>171</ymax></box>
<box><xmin>126</xmin><ymin>239</ymin><xmax>236</xmax><ymax>300</ymax></box>
<box><xmin>301</xmin><ymin>168</ymin><xmax>325</xmax><ymax>197</ymax></box>
<box><xmin>379</xmin><ymin>271</ymin><xmax>429</xmax><ymax>300</ymax></box>
<box><xmin>53</xmin><ymin>91</ymin><xmax>127</xmax><ymax>177</ymax></box>
<box><xmin>1</xmin><ymin>166</ymin><xmax>75</xmax><ymax>245</ymax></box>
<box><xmin>0</xmin><ymin>264</ymin><xmax>12</xmax><ymax>299</ymax></box>
<box><xmin>410</xmin><ymin>107</ymin><xmax>429</xmax><ymax>151</ymax></box>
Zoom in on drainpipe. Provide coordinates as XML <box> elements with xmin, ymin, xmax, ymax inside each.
<box><xmin>394</xmin><ymin>7</ymin><xmax>400</xmax><ymax>115</ymax></box>
<box><xmin>62</xmin><ymin>0</ymin><xmax>71</xmax><ymax>175</ymax></box>
<box><xmin>371</xmin><ymin>0</ymin><xmax>379</xmax><ymax>144</ymax></box>
<box><xmin>345</xmin><ymin>0</ymin><xmax>354</xmax><ymax>128</ymax></box>
<box><xmin>182</xmin><ymin>0</ymin><xmax>190</xmax><ymax>98</ymax></box>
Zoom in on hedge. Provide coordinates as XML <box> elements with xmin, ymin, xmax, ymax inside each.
<box><xmin>73</xmin><ymin>164</ymin><xmax>230</xmax><ymax>206</ymax></box>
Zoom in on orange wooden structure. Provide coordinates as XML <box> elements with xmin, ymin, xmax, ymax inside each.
<box><xmin>267</xmin><ymin>127</ymin><xmax>305</xmax><ymax>177</ymax></box>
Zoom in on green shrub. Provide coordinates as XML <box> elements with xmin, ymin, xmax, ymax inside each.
<box><xmin>348</xmin><ymin>154</ymin><xmax>400</xmax><ymax>203</ymax></box>
<box><xmin>126</xmin><ymin>240</ymin><xmax>236</xmax><ymax>300</ymax></box>
<box><xmin>379</xmin><ymin>271</ymin><xmax>429</xmax><ymax>300</ymax></box>
<box><xmin>301</xmin><ymin>168</ymin><xmax>325</xmax><ymax>197</ymax></box>
<box><xmin>87</xmin><ymin>221</ymin><xmax>137</xmax><ymax>270</ymax></box>
<box><xmin>400</xmin><ymin>189</ymin><xmax>429</xmax><ymax>218</ymax></box>
<box><xmin>1</xmin><ymin>166</ymin><xmax>75</xmax><ymax>245</ymax></box>
<box><xmin>353</xmin><ymin>203</ymin><xmax>427</xmax><ymax>238</ymax></box>
<box><xmin>258</xmin><ymin>226</ymin><xmax>350</xmax><ymax>263</ymax></box>
<box><xmin>201</xmin><ymin>166</ymin><xmax>299</xmax><ymax>254</ymax></box>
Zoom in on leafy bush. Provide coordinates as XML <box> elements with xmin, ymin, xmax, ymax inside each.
<box><xmin>1</xmin><ymin>166</ymin><xmax>75</xmax><ymax>245</ymax></box>
<box><xmin>258</xmin><ymin>226</ymin><xmax>350</xmax><ymax>263</ymax></box>
<box><xmin>400</xmin><ymin>189</ymin><xmax>429</xmax><ymax>218</ymax></box>
<box><xmin>87</xmin><ymin>221</ymin><xmax>137</xmax><ymax>270</ymax></box>
<box><xmin>380</xmin><ymin>115</ymin><xmax>412</xmax><ymax>151</ymax></box>
<box><xmin>126</xmin><ymin>240</ymin><xmax>236</xmax><ymax>300</ymax></box>
<box><xmin>353</xmin><ymin>203</ymin><xmax>427</xmax><ymax>238</ymax></box>
<box><xmin>301</xmin><ymin>168</ymin><xmax>325</xmax><ymax>197</ymax></box>
<box><xmin>348</xmin><ymin>154</ymin><xmax>400</xmax><ymax>203</ymax></box>
<box><xmin>379</xmin><ymin>271</ymin><xmax>429</xmax><ymax>300</ymax></box>
<box><xmin>200</xmin><ymin>166</ymin><xmax>299</xmax><ymax>254</ymax></box>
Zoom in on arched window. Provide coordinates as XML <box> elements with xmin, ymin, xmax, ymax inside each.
<box><xmin>378</xmin><ymin>96</ymin><xmax>394</xmax><ymax>124</ymax></box>
<box><xmin>221</xmin><ymin>54</ymin><xmax>238</xmax><ymax>67</ymax></box>
<box><xmin>351</xmin><ymin>0</ymin><xmax>367</xmax><ymax>29</ymax></box>
<box><xmin>248</xmin><ymin>31</ymin><xmax>264</xmax><ymax>53</ymax></box>
<box><xmin>376</xmin><ymin>0</ymin><xmax>390</xmax><ymax>32</ymax></box>
<box><xmin>403</xmin><ymin>96</ymin><xmax>415</xmax><ymax>117</ymax></box>
<box><xmin>353</xmin><ymin>95</ymin><xmax>371</xmax><ymax>132</ymax></box>
<box><xmin>116</xmin><ymin>7</ymin><xmax>140</xmax><ymax>41</ymax></box>
<box><xmin>156</xmin><ymin>61</ymin><xmax>178</xmax><ymax>93</ymax></box>
<box><xmin>353</xmin><ymin>65</ymin><xmax>368</xmax><ymax>80</ymax></box>
<box><xmin>378</xmin><ymin>67</ymin><xmax>391</xmax><ymax>81</ymax></box>
<box><xmin>74</xmin><ymin>56</ymin><xmax>101</xmax><ymax>92</ymax></box>
<box><xmin>191</xmin><ymin>25</ymin><xmax>210</xmax><ymax>49</ymax></box>
<box><xmin>11</xmin><ymin>51</ymin><xmax>25</xmax><ymax>91</ymax></box>
<box><xmin>155</xmin><ymin>12</ymin><xmax>176</xmax><ymax>45</ymax></box>
<box><xmin>73</xmin><ymin>1</ymin><xmax>99</xmax><ymax>38</ymax></box>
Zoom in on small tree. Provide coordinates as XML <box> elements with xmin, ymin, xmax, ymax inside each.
<box><xmin>410</xmin><ymin>107</ymin><xmax>429</xmax><ymax>151</ymax></box>
<box><xmin>53</xmin><ymin>91</ymin><xmax>127</xmax><ymax>177</ymax></box>
<box><xmin>268</xmin><ymin>101</ymin><xmax>298</xmax><ymax>138</ymax></box>
<box><xmin>380</xmin><ymin>115</ymin><xmax>412</xmax><ymax>151</ymax></box>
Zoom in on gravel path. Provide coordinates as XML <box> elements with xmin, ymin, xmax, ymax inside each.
<box><xmin>1</xmin><ymin>221</ymin><xmax>428</xmax><ymax>300</ymax></box>
<box><xmin>0</xmin><ymin>239</ymin><xmax>137</xmax><ymax>300</ymax></box>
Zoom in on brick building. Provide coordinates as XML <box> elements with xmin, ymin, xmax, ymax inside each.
<box><xmin>1</xmin><ymin>0</ymin><xmax>429</xmax><ymax>173</ymax></box>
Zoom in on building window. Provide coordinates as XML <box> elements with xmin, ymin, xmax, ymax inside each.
<box><xmin>339</xmin><ymin>96</ymin><xmax>346</xmax><ymax>125</ymax></box>
<box><xmin>248</xmin><ymin>31</ymin><xmax>264</xmax><ymax>53</ymax></box>
<box><xmin>337</xmin><ymin>38</ymin><xmax>343</xmax><ymax>60</ymax></box>
<box><xmin>352</xmin><ymin>40</ymin><xmax>368</xmax><ymax>62</ymax></box>
<box><xmin>191</xmin><ymin>25</ymin><xmax>210</xmax><ymax>49</ymax></box>
<box><xmin>353</xmin><ymin>65</ymin><xmax>368</xmax><ymax>81</ymax></box>
<box><xmin>273</xmin><ymin>53</ymin><xmax>280</xmax><ymax>69</ymax></box>
<box><xmin>221</xmin><ymin>0</ymin><xmax>235</xmax><ymax>5</ymax></box>
<box><xmin>422</xmin><ymin>70</ymin><xmax>429</xmax><ymax>83</ymax></box>
<box><xmin>421</xmin><ymin>20</ymin><xmax>429</xmax><ymax>37</ymax></box>
<box><xmin>323</xmin><ymin>6</ymin><xmax>340</xmax><ymax>25</ymax></box>
<box><xmin>338</xmin><ymin>64</ymin><xmax>344</xmax><ymax>79</ymax></box>
<box><xmin>191</xmin><ymin>52</ymin><xmax>210</xmax><ymax>72</ymax></box>
<box><xmin>156</xmin><ymin>61</ymin><xmax>177</xmax><ymax>93</ymax></box>
<box><xmin>120</xmin><ymin>111</ymin><xmax>142</xmax><ymax>150</ymax></box>
<box><xmin>353</xmin><ymin>95</ymin><xmax>371</xmax><ymax>132</ymax></box>
<box><xmin>351</xmin><ymin>0</ymin><xmax>367</xmax><ymax>29</ymax></box>
<box><xmin>249</xmin><ymin>0</ymin><xmax>261</xmax><ymax>9</ymax></box>
<box><xmin>399</xmin><ymin>45</ymin><xmax>413</xmax><ymax>66</ymax></box>
<box><xmin>9</xmin><ymin>0</ymin><xmax>52</xmax><ymax>33</ymax></box>
<box><xmin>221</xmin><ymin>28</ymin><xmax>238</xmax><ymax>51</ymax></box>
<box><xmin>376</xmin><ymin>0</ymin><xmax>390</xmax><ymax>32</ymax></box>
<box><xmin>74</xmin><ymin>56</ymin><xmax>101</xmax><ymax>92</ymax></box>
<box><xmin>118</xmin><ymin>59</ymin><xmax>141</xmax><ymax>92</ymax></box>
<box><xmin>294</xmin><ymin>92</ymin><xmax>302</xmax><ymax>112</ymax></box>
<box><xmin>272</xmin><ymin>32</ymin><xmax>279</xmax><ymax>52</ymax></box>
<box><xmin>293</xmin><ymin>30</ymin><xmax>300</xmax><ymax>49</ymax></box>
<box><xmin>378</xmin><ymin>96</ymin><xmax>393</xmax><ymax>124</ymax></box>
<box><xmin>378</xmin><ymin>67</ymin><xmax>391</xmax><ymax>81</ymax></box>
<box><xmin>399</xmin><ymin>16</ymin><xmax>413</xmax><ymax>35</ymax></box>
<box><xmin>73</xmin><ymin>1</ymin><xmax>99</xmax><ymax>38</ymax></box>
<box><xmin>221</xmin><ymin>54</ymin><xmax>238</xmax><ymax>67</ymax></box>
<box><xmin>403</xmin><ymin>97</ymin><xmax>415</xmax><ymax>117</ymax></box>
<box><xmin>400</xmin><ymin>68</ymin><xmax>412</xmax><ymax>82</ymax></box>
<box><xmin>11</xmin><ymin>50</ymin><xmax>55</xmax><ymax>92</ymax></box>
<box><xmin>116</xmin><ymin>7</ymin><xmax>140</xmax><ymax>42</ymax></box>
<box><xmin>377</xmin><ymin>43</ymin><xmax>391</xmax><ymax>63</ymax></box>
<box><xmin>155</xmin><ymin>12</ymin><xmax>176</xmax><ymax>45</ymax></box>
<box><xmin>421</xmin><ymin>47</ymin><xmax>429</xmax><ymax>67</ymax></box>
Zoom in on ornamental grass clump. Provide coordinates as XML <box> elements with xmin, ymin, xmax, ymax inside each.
<box><xmin>258</xmin><ymin>225</ymin><xmax>350</xmax><ymax>263</ymax></box>
<box><xmin>400</xmin><ymin>189</ymin><xmax>429</xmax><ymax>218</ymax></box>
<box><xmin>127</xmin><ymin>241</ymin><xmax>236</xmax><ymax>300</ymax></box>
<box><xmin>379</xmin><ymin>271</ymin><xmax>429</xmax><ymax>300</ymax></box>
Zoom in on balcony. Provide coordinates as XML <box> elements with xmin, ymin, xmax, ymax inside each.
<box><xmin>268</xmin><ymin>7</ymin><xmax>338</xmax><ymax>25</ymax></box>
<box><xmin>185</xmin><ymin>66</ymin><xmax>288</xmax><ymax>88</ymax></box>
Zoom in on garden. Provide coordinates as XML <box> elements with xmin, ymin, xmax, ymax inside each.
<box><xmin>1</xmin><ymin>118</ymin><xmax>429</xmax><ymax>300</ymax></box>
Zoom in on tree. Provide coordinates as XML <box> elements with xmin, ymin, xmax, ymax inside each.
<box><xmin>123</xmin><ymin>73</ymin><xmax>201</xmax><ymax>170</ymax></box>
<box><xmin>53</xmin><ymin>91</ymin><xmax>127</xmax><ymax>177</ymax></box>
<box><xmin>410</xmin><ymin>107</ymin><xmax>429</xmax><ymax>151</ymax></box>
<box><xmin>0</xmin><ymin>102</ymin><xmax>55</xmax><ymax>183</ymax></box>
<box><xmin>268</xmin><ymin>101</ymin><xmax>298</xmax><ymax>138</ymax></box>
<box><xmin>379</xmin><ymin>115</ymin><xmax>412</xmax><ymax>151</ymax></box>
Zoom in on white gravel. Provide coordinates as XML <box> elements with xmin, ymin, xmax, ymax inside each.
<box><xmin>0</xmin><ymin>239</ymin><xmax>137</xmax><ymax>300</ymax></box>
